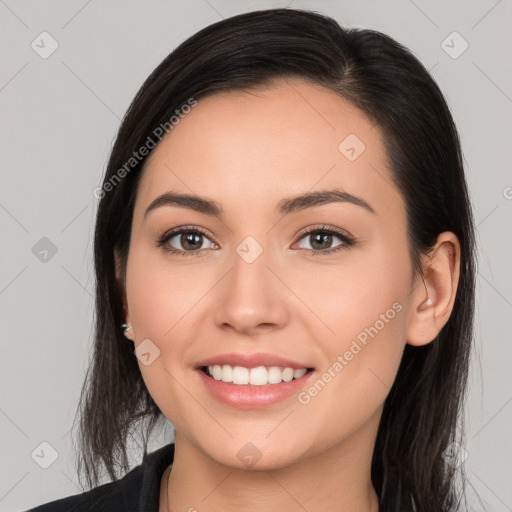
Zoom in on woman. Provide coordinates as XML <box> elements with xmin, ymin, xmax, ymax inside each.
<box><xmin>27</xmin><ymin>7</ymin><xmax>476</xmax><ymax>512</ymax></box>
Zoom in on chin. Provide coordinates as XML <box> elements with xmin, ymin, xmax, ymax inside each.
<box><xmin>197</xmin><ymin>435</ymin><xmax>309</xmax><ymax>472</ymax></box>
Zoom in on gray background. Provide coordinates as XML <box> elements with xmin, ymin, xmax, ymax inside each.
<box><xmin>1</xmin><ymin>1</ymin><xmax>511</xmax><ymax>511</ymax></box>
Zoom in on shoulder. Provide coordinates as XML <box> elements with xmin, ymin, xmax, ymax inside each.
<box><xmin>24</xmin><ymin>443</ymin><xmax>175</xmax><ymax>512</ymax></box>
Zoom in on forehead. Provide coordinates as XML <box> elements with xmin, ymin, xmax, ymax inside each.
<box><xmin>134</xmin><ymin>79</ymin><xmax>404</xmax><ymax>223</ymax></box>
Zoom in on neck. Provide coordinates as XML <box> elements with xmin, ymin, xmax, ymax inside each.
<box><xmin>165</xmin><ymin>419</ymin><xmax>381</xmax><ymax>512</ymax></box>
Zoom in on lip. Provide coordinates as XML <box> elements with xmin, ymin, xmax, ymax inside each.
<box><xmin>195</xmin><ymin>352</ymin><xmax>313</xmax><ymax>370</ymax></box>
<box><xmin>195</xmin><ymin>366</ymin><xmax>316</xmax><ymax>409</ymax></box>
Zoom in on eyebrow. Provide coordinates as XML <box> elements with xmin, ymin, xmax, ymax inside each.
<box><xmin>143</xmin><ymin>188</ymin><xmax>376</xmax><ymax>220</ymax></box>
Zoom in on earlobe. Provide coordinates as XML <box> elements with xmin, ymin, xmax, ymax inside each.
<box><xmin>405</xmin><ymin>232</ymin><xmax>461</xmax><ymax>347</ymax></box>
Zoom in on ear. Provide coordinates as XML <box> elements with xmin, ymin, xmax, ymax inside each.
<box><xmin>114</xmin><ymin>248</ymin><xmax>133</xmax><ymax>340</ymax></box>
<box><xmin>405</xmin><ymin>232</ymin><xmax>461</xmax><ymax>347</ymax></box>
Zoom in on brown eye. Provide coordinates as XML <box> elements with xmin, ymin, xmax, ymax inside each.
<box><xmin>305</xmin><ymin>232</ymin><xmax>336</xmax><ymax>251</ymax></box>
<box><xmin>171</xmin><ymin>231</ymin><xmax>206</xmax><ymax>251</ymax></box>
<box><xmin>294</xmin><ymin>226</ymin><xmax>355</xmax><ymax>255</ymax></box>
<box><xmin>157</xmin><ymin>226</ymin><xmax>216</xmax><ymax>256</ymax></box>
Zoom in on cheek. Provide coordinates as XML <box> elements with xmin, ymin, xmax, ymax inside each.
<box><xmin>292</xmin><ymin>249</ymin><xmax>408</xmax><ymax>343</ymax></box>
<box><xmin>125</xmin><ymin>251</ymin><xmax>195</xmax><ymax>423</ymax></box>
<box><xmin>125</xmin><ymin>248</ymin><xmax>206</xmax><ymax>337</ymax></box>
<box><xmin>296</xmin><ymin>274</ymin><xmax>406</xmax><ymax>442</ymax></box>
<box><xmin>294</xmin><ymin>245</ymin><xmax>409</xmax><ymax>403</ymax></box>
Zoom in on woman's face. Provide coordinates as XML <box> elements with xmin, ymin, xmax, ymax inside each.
<box><xmin>119</xmin><ymin>79</ymin><xmax>423</xmax><ymax>469</ymax></box>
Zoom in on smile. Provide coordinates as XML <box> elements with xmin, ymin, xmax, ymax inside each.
<box><xmin>203</xmin><ymin>364</ymin><xmax>312</xmax><ymax>386</ymax></box>
<box><xmin>196</xmin><ymin>365</ymin><xmax>316</xmax><ymax>409</ymax></box>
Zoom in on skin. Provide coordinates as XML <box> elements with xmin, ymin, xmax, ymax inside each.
<box><xmin>115</xmin><ymin>78</ymin><xmax>460</xmax><ymax>512</ymax></box>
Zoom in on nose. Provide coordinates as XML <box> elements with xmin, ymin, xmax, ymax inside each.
<box><xmin>212</xmin><ymin>243</ymin><xmax>290</xmax><ymax>336</ymax></box>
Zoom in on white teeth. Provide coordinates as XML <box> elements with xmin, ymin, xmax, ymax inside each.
<box><xmin>268</xmin><ymin>366</ymin><xmax>282</xmax><ymax>384</ymax></box>
<box><xmin>282</xmin><ymin>367</ymin><xmax>294</xmax><ymax>382</ymax></box>
<box><xmin>212</xmin><ymin>365</ymin><xmax>223</xmax><ymax>381</ymax></box>
<box><xmin>233</xmin><ymin>366</ymin><xmax>249</xmax><ymax>384</ymax></box>
<box><xmin>293</xmin><ymin>368</ymin><xmax>307</xmax><ymax>379</ymax></box>
<box><xmin>207</xmin><ymin>365</ymin><xmax>308</xmax><ymax>385</ymax></box>
<box><xmin>249</xmin><ymin>366</ymin><xmax>267</xmax><ymax>385</ymax></box>
<box><xmin>221</xmin><ymin>364</ymin><xmax>233</xmax><ymax>382</ymax></box>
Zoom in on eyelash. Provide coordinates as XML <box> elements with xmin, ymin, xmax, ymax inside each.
<box><xmin>155</xmin><ymin>224</ymin><xmax>356</xmax><ymax>257</ymax></box>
